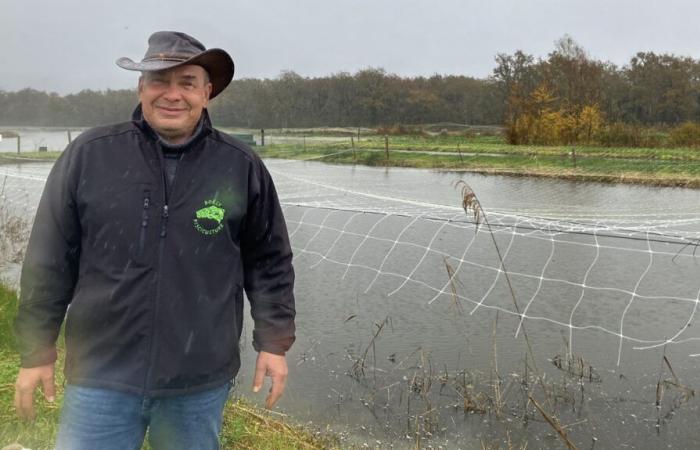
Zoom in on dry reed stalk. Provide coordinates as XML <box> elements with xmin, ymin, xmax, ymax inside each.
<box><xmin>655</xmin><ymin>347</ymin><xmax>668</xmax><ymax>408</ymax></box>
<box><xmin>671</xmin><ymin>238</ymin><xmax>699</xmax><ymax>263</ymax></box>
<box><xmin>443</xmin><ymin>257</ymin><xmax>464</xmax><ymax>314</ymax></box>
<box><xmin>413</xmin><ymin>413</ymin><xmax>422</xmax><ymax>450</ymax></box>
<box><xmin>655</xmin><ymin>350</ymin><xmax>695</xmax><ymax>428</ymax></box>
<box><xmin>492</xmin><ymin>312</ymin><xmax>503</xmax><ymax>417</ymax></box>
<box><xmin>456</xmin><ymin>180</ymin><xmax>553</xmax><ymax>410</ymax></box>
<box><xmin>453</xmin><ymin>370</ymin><xmax>489</xmax><ymax>414</ymax></box>
<box><xmin>551</xmin><ymin>352</ymin><xmax>601</xmax><ymax>382</ymax></box>
<box><xmin>528</xmin><ymin>395</ymin><xmax>579</xmax><ymax>450</ymax></box>
<box><xmin>352</xmin><ymin>316</ymin><xmax>389</xmax><ymax>380</ymax></box>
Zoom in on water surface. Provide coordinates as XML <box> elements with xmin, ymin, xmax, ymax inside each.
<box><xmin>2</xmin><ymin>159</ymin><xmax>700</xmax><ymax>449</ymax></box>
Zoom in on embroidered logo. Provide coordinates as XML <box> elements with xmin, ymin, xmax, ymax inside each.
<box><xmin>193</xmin><ymin>199</ymin><xmax>225</xmax><ymax>236</ymax></box>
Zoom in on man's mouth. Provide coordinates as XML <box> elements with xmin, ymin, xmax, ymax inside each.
<box><xmin>156</xmin><ymin>106</ymin><xmax>187</xmax><ymax>116</ymax></box>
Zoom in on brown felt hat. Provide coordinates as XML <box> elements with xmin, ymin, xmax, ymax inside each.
<box><xmin>116</xmin><ymin>31</ymin><xmax>234</xmax><ymax>99</ymax></box>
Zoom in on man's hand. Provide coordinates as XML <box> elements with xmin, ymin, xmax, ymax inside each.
<box><xmin>14</xmin><ymin>363</ymin><xmax>56</xmax><ymax>420</ymax></box>
<box><xmin>252</xmin><ymin>351</ymin><xmax>288</xmax><ymax>409</ymax></box>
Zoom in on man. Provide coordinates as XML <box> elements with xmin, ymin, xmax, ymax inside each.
<box><xmin>13</xmin><ymin>31</ymin><xmax>296</xmax><ymax>449</ymax></box>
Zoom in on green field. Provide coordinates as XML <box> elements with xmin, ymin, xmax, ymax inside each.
<box><xmin>0</xmin><ymin>284</ymin><xmax>338</xmax><ymax>450</ymax></box>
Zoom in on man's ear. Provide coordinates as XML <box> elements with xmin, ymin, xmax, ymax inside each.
<box><xmin>137</xmin><ymin>75</ymin><xmax>145</xmax><ymax>95</ymax></box>
<box><xmin>203</xmin><ymin>82</ymin><xmax>213</xmax><ymax>107</ymax></box>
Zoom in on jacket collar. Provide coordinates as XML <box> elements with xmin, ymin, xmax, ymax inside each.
<box><xmin>131</xmin><ymin>103</ymin><xmax>213</xmax><ymax>150</ymax></box>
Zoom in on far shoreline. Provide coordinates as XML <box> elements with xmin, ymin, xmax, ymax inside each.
<box><xmin>2</xmin><ymin>149</ymin><xmax>699</xmax><ymax>189</ymax></box>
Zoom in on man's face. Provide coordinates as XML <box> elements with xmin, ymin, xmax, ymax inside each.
<box><xmin>138</xmin><ymin>64</ymin><xmax>212</xmax><ymax>144</ymax></box>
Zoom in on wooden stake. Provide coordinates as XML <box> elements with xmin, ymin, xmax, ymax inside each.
<box><xmin>351</xmin><ymin>136</ymin><xmax>356</xmax><ymax>162</ymax></box>
<box><xmin>384</xmin><ymin>135</ymin><xmax>389</xmax><ymax>166</ymax></box>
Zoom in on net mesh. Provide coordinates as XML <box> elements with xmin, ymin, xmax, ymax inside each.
<box><xmin>2</xmin><ymin>160</ymin><xmax>700</xmax><ymax>367</ymax></box>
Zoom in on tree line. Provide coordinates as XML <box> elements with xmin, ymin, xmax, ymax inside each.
<box><xmin>2</xmin><ymin>36</ymin><xmax>700</xmax><ymax>130</ymax></box>
<box><xmin>494</xmin><ymin>36</ymin><xmax>700</xmax><ymax>145</ymax></box>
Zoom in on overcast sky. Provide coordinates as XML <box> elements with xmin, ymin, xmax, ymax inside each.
<box><xmin>2</xmin><ymin>0</ymin><xmax>700</xmax><ymax>94</ymax></box>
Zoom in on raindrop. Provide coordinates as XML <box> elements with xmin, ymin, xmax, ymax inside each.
<box><xmin>184</xmin><ymin>331</ymin><xmax>194</xmax><ymax>355</ymax></box>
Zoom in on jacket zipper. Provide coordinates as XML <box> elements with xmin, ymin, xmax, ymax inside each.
<box><xmin>138</xmin><ymin>191</ymin><xmax>150</xmax><ymax>256</ymax></box>
<box><xmin>160</xmin><ymin>165</ymin><xmax>169</xmax><ymax>237</ymax></box>
<box><xmin>144</xmin><ymin>149</ymin><xmax>183</xmax><ymax>392</ymax></box>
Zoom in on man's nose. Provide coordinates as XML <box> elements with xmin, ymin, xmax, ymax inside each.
<box><xmin>162</xmin><ymin>81</ymin><xmax>182</xmax><ymax>101</ymax></box>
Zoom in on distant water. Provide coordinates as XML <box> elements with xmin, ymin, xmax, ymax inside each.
<box><xmin>0</xmin><ymin>127</ymin><xmax>85</xmax><ymax>153</ymax></box>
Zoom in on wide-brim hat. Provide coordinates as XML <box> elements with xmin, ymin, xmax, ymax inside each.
<box><xmin>116</xmin><ymin>31</ymin><xmax>234</xmax><ymax>99</ymax></box>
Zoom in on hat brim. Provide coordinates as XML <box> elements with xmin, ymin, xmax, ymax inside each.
<box><xmin>116</xmin><ymin>48</ymin><xmax>234</xmax><ymax>99</ymax></box>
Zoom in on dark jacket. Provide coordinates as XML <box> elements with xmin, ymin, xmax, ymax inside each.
<box><xmin>14</xmin><ymin>106</ymin><xmax>295</xmax><ymax>396</ymax></box>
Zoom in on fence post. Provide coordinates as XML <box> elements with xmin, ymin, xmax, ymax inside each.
<box><xmin>260</xmin><ymin>129</ymin><xmax>265</xmax><ymax>146</ymax></box>
<box><xmin>384</xmin><ymin>135</ymin><xmax>389</xmax><ymax>166</ymax></box>
<box><xmin>351</xmin><ymin>136</ymin><xmax>356</xmax><ymax>162</ymax></box>
<box><xmin>571</xmin><ymin>147</ymin><xmax>577</xmax><ymax>168</ymax></box>
<box><xmin>17</xmin><ymin>135</ymin><xmax>20</xmax><ymax>154</ymax></box>
<box><xmin>303</xmin><ymin>134</ymin><xmax>306</xmax><ymax>151</ymax></box>
<box><xmin>458</xmin><ymin>143</ymin><xmax>463</xmax><ymax>163</ymax></box>
<box><xmin>357</xmin><ymin>127</ymin><xmax>360</xmax><ymax>142</ymax></box>
<box><xmin>67</xmin><ymin>130</ymin><xmax>72</xmax><ymax>144</ymax></box>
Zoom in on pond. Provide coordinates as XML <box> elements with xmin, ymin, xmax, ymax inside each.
<box><xmin>0</xmin><ymin>127</ymin><xmax>85</xmax><ymax>153</ymax></box>
<box><xmin>1</xmin><ymin>158</ymin><xmax>700</xmax><ymax>449</ymax></box>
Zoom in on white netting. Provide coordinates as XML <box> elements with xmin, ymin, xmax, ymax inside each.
<box><xmin>2</xmin><ymin>160</ymin><xmax>700</xmax><ymax>368</ymax></box>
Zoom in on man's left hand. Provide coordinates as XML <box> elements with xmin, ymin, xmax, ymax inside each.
<box><xmin>252</xmin><ymin>351</ymin><xmax>288</xmax><ymax>409</ymax></box>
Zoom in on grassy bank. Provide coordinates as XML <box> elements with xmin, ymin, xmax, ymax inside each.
<box><xmin>0</xmin><ymin>152</ymin><xmax>62</xmax><ymax>163</ymax></box>
<box><xmin>257</xmin><ymin>134</ymin><xmax>700</xmax><ymax>187</ymax></box>
<box><xmin>0</xmin><ymin>284</ymin><xmax>339</xmax><ymax>450</ymax></box>
<box><xmin>4</xmin><ymin>133</ymin><xmax>700</xmax><ymax>187</ymax></box>
<box><xmin>264</xmin><ymin>133</ymin><xmax>700</xmax><ymax>160</ymax></box>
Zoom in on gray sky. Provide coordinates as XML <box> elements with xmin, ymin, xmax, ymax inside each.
<box><xmin>2</xmin><ymin>0</ymin><xmax>699</xmax><ymax>94</ymax></box>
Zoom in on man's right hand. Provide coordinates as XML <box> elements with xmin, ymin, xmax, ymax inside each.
<box><xmin>14</xmin><ymin>363</ymin><xmax>56</xmax><ymax>420</ymax></box>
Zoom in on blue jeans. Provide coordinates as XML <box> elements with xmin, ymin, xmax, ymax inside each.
<box><xmin>55</xmin><ymin>381</ymin><xmax>233</xmax><ymax>450</ymax></box>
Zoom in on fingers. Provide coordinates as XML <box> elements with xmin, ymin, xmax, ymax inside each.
<box><xmin>14</xmin><ymin>364</ymin><xmax>56</xmax><ymax>421</ymax></box>
<box><xmin>41</xmin><ymin>368</ymin><xmax>56</xmax><ymax>403</ymax></box>
<box><xmin>265</xmin><ymin>371</ymin><xmax>287</xmax><ymax>409</ymax></box>
<box><xmin>252</xmin><ymin>352</ymin><xmax>289</xmax><ymax>409</ymax></box>
<box><xmin>14</xmin><ymin>381</ymin><xmax>36</xmax><ymax>420</ymax></box>
<box><xmin>252</xmin><ymin>357</ymin><xmax>266</xmax><ymax>393</ymax></box>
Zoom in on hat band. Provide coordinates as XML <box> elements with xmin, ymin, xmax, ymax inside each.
<box><xmin>143</xmin><ymin>53</ymin><xmax>192</xmax><ymax>63</ymax></box>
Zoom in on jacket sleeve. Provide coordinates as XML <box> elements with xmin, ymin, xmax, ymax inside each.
<box><xmin>241</xmin><ymin>157</ymin><xmax>296</xmax><ymax>355</ymax></box>
<box><xmin>14</xmin><ymin>147</ymin><xmax>81</xmax><ymax>368</ymax></box>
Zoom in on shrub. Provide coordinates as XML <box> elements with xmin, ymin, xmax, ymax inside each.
<box><xmin>375</xmin><ymin>124</ymin><xmax>428</xmax><ymax>136</ymax></box>
<box><xmin>668</xmin><ymin>122</ymin><xmax>700</xmax><ymax>147</ymax></box>
<box><xmin>578</xmin><ymin>105</ymin><xmax>604</xmax><ymax>143</ymax></box>
<box><xmin>596</xmin><ymin>122</ymin><xmax>644</xmax><ymax>147</ymax></box>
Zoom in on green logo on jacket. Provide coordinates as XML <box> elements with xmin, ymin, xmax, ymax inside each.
<box><xmin>193</xmin><ymin>199</ymin><xmax>226</xmax><ymax>235</ymax></box>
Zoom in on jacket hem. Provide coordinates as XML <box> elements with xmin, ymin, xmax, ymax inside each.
<box><xmin>66</xmin><ymin>374</ymin><xmax>236</xmax><ymax>398</ymax></box>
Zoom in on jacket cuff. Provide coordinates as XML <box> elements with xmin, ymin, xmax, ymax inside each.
<box><xmin>252</xmin><ymin>336</ymin><xmax>296</xmax><ymax>356</ymax></box>
<box><xmin>20</xmin><ymin>347</ymin><xmax>57</xmax><ymax>368</ymax></box>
